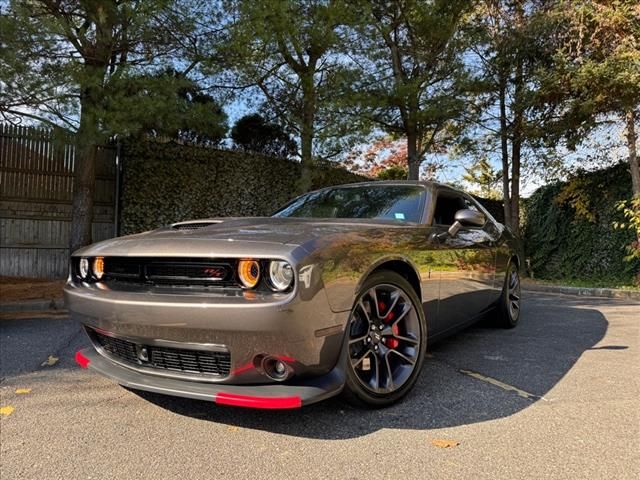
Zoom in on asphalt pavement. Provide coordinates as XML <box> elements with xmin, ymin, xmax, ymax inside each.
<box><xmin>0</xmin><ymin>292</ymin><xmax>638</xmax><ymax>480</ymax></box>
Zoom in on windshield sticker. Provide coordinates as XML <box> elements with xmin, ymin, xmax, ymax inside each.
<box><xmin>394</xmin><ymin>213</ymin><xmax>405</xmax><ymax>220</ymax></box>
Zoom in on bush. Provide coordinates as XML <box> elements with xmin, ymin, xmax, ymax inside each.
<box><xmin>523</xmin><ymin>162</ymin><xmax>639</xmax><ymax>285</ymax></box>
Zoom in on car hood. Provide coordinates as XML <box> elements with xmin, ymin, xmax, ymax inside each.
<box><xmin>73</xmin><ymin>217</ymin><xmax>409</xmax><ymax>258</ymax></box>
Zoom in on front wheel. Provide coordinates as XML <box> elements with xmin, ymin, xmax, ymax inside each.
<box><xmin>342</xmin><ymin>271</ymin><xmax>427</xmax><ymax>408</ymax></box>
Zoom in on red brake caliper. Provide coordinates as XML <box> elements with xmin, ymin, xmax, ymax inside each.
<box><xmin>380</xmin><ymin>302</ymin><xmax>400</xmax><ymax>349</ymax></box>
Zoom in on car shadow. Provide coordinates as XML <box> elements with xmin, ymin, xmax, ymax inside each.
<box><xmin>132</xmin><ymin>294</ymin><xmax>621</xmax><ymax>439</ymax></box>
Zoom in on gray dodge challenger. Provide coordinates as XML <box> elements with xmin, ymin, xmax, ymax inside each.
<box><xmin>67</xmin><ymin>181</ymin><xmax>522</xmax><ymax>409</ymax></box>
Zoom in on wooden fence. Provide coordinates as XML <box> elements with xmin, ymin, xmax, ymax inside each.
<box><xmin>0</xmin><ymin>123</ymin><xmax>118</xmax><ymax>278</ymax></box>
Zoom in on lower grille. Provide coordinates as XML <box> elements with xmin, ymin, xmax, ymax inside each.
<box><xmin>92</xmin><ymin>330</ymin><xmax>231</xmax><ymax>377</ymax></box>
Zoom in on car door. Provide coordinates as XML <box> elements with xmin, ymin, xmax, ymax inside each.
<box><xmin>429</xmin><ymin>188</ymin><xmax>498</xmax><ymax>335</ymax></box>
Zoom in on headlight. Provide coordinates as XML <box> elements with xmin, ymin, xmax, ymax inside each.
<box><xmin>268</xmin><ymin>261</ymin><xmax>293</xmax><ymax>292</ymax></box>
<box><xmin>79</xmin><ymin>257</ymin><xmax>90</xmax><ymax>279</ymax></box>
<box><xmin>238</xmin><ymin>259</ymin><xmax>260</xmax><ymax>289</ymax></box>
<box><xmin>93</xmin><ymin>257</ymin><xmax>104</xmax><ymax>280</ymax></box>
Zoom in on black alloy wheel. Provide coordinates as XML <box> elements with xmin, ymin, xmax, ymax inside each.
<box><xmin>343</xmin><ymin>270</ymin><xmax>426</xmax><ymax>407</ymax></box>
<box><xmin>499</xmin><ymin>263</ymin><xmax>521</xmax><ymax>328</ymax></box>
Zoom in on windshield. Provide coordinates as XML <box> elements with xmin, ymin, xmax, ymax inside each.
<box><xmin>273</xmin><ymin>184</ymin><xmax>426</xmax><ymax>223</ymax></box>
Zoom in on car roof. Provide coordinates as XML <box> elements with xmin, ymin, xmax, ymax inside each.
<box><xmin>310</xmin><ymin>179</ymin><xmax>460</xmax><ymax>194</ymax></box>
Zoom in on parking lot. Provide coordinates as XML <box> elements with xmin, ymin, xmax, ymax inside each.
<box><xmin>1</xmin><ymin>292</ymin><xmax>638</xmax><ymax>480</ymax></box>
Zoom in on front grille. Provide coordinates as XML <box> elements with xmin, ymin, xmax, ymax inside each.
<box><xmin>146</xmin><ymin>263</ymin><xmax>231</xmax><ymax>283</ymax></box>
<box><xmin>92</xmin><ymin>330</ymin><xmax>231</xmax><ymax>377</ymax></box>
<box><xmin>104</xmin><ymin>258</ymin><xmax>140</xmax><ymax>278</ymax></box>
<box><xmin>103</xmin><ymin>257</ymin><xmax>237</xmax><ymax>287</ymax></box>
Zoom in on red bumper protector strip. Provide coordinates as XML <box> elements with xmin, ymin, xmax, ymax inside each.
<box><xmin>230</xmin><ymin>362</ymin><xmax>254</xmax><ymax>376</ymax></box>
<box><xmin>276</xmin><ymin>355</ymin><xmax>296</xmax><ymax>363</ymax></box>
<box><xmin>75</xmin><ymin>351</ymin><xmax>90</xmax><ymax>369</ymax></box>
<box><xmin>215</xmin><ymin>392</ymin><xmax>302</xmax><ymax>409</ymax></box>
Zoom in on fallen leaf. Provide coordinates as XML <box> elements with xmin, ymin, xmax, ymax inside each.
<box><xmin>41</xmin><ymin>355</ymin><xmax>58</xmax><ymax>367</ymax></box>
<box><xmin>15</xmin><ymin>388</ymin><xmax>32</xmax><ymax>394</ymax></box>
<box><xmin>431</xmin><ymin>439</ymin><xmax>460</xmax><ymax>449</ymax></box>
<box><xmin>0</xmin><ymin>406</ymin><xmax>15</xmax><ymax>416</ymax></box>
<box><xmin>227</xmin><ymin>426</ymin><xmax>239</xmax><ymax>432</ymax></box>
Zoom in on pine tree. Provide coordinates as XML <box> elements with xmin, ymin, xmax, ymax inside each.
<box><xmin>462</xmin><ymin>158</ymin><xmax>503</xmax><ymax>199</ymax></box>
<box><xmin>0</xmin><ymin>1</ymin><xmax>211</xmax><ymax>251</ymax></box>
<box><xmin>348</xmin><ymin>0</ymin><xmax>473</xmax><ymax>180</ymax></box>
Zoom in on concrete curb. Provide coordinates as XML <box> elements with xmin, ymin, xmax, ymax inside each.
<box><xmin>522</xmin><ymin>282</ymin><xmax>640</xmax><ymax>301</ymax></box>
<box><xmin>0</xmin><ymin>298</ymin><xmax>66</xmax><ymax>313</ymax></box>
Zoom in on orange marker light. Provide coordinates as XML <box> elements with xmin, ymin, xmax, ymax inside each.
<box><xmin>238</xmin><ymin>259</ymin><xmax>260</xmax><ymax>288</ymax></box>
<box><xmin>93</xmin><ymin>257</ymin><xmax>105</xmax><ymax>280</ymax></box>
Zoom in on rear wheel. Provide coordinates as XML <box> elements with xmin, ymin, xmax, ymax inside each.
<box><xmin>498</xmin><ymin>263</ymin><xmax>521</xmax><ymax>328</ymax></box>
<box><xmin>342</xmin><ymin>271</ymin><xmax>427</xmax><ymax>408</ymax></box>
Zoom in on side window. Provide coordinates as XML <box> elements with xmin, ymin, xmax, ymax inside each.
<box><xmin>466</xmin><ymin>195</ymin><xmax>502</xmax><ymax>236</ymax></box>
<box><xmin>466</xmin><ymin>196</ymin><xmax>498</xmax><ymax>225</ymax></box>
<box><xmin>463</xmin><ymin>198</ymin><xmax>479</xmax><ymax>212</ymax></box>
<box><xmin>432</xmin><ymin>192</ymin><xmax>467</xmax><ymax>226</ymax></box>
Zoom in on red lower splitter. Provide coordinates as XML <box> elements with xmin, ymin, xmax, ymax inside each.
<box><xmin>215</xmin><ymin>392</ymin><xmax>301</xmax><ymax>409</ymax></box>
<box><xmin>75</xmin><ymin>351</ymin><xmax>90</xmax><ymax>368</ymax></box>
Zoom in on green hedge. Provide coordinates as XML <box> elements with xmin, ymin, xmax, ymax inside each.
<box><xmin>120</xmin><ymin>141</ymin><xmax>365</xmax><ymax>234</ymax></box>
<box><xmin>523</xmin><ymin>162</ymin><xmax>639</xmax><ymax>285</ymax></box>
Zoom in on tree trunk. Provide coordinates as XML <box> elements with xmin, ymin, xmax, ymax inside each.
<box><xmin>498</xmin><ymin>76</ymin><xmax>511</xmax><ymax>228</ymax></box>
<box><xmin>70</xmin><ymin>101</ymin><xmax>98</xmax><ymax>253</ymax></box>
<box><xmin>407</xmin><ymin>128</ymin><xmax>420</xmax><ymax>180</ymax></box>
<box><xmin>511</xmin><ymin>75</ymin><xmax>523</xmax><ymax>232</ymax></box>
<box><xmin>508</xmin><ymin>0</ymin><xmax>525</xmax><ymax>235</ymax></box>
<box><xmin>511</xmin><ymin>131</ymin><xmax>521</xmax><ymax>232</ymax></box>
<box><xmin>626</xmin><ymin>109</ymin><xmax>640</xmax><ymax>197</ymax></box>
<box><xmin>70</xmin><ymin>64</ymin><xmax>103</xmax><ymax>253</ymax></box>
<box><xmin>298</xmin><ymin>72</ymin><xmax>316</xmax><ymax>193</ymax></box>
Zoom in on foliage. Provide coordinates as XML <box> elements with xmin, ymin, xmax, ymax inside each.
<box><xmin>377</xmin><ymin>166</ymin><xmax>409</xmax><ymax>181</ymax></box>
<box><xmin>0</xmin><ymin>0</ymin><xmax>211</xmax><ymax>251</ymax></box>
<box><xmin>231</xmin><ymin>114</ymin><xmax>297</xmax><ymax>158</ymax></box>
<box><xmin>463</xmin><ymin>0</ymin><xmax>560</xmax><ymax>231</ymax></box>
<box><xmin>222</xmin><ymin>0</ymin><xmax>359</xmax><ymax>190</ymax></box>
<box><xmin>0</xmin><ymin>1</ymin><xmax>206</xmax><ymax>135</ymax></box>
<box><xmin>535</xmin><ymin>0</ymin><xmax>640</xmax><ymax>146</ymax></box>
<box><xmin>124</xmin><ymin>70</ymin><xmax>228</xmax><ymax>146</ymax></box>
<box><xmin>342</xmin><ymin>137</ymin><xmax>406</xmax><ymax>178</ymax></box>
<box><xmin>462</xmin><ymin>157</ymin><xmax>502</xmax><ymax>199</ymax></box>
<box><xmin>2</xmin><ymin>0</ymin><xmax>639</xmax><ymax>260</ymax></box>
<box><xmin>614</xmin><ymin>196</ymin><xmax>640</xmax><ymax>265</ymax></box>
<box><xmin>347</xmin><ymin>0</ymin><xmax>473</xmax><ymax>180</ymax></box>
<box><xmin>342</xmin><ymin>136</ymin><xmax>447</xmax><ymax>180</ymax></box>
<box><xmin>524</xmin><ymin>163</ymin><xmax>639</xmax><ymax>286</ymax></box>
<box><xmin>533</xmin><ymin>0</ymin><xmax>640</xmax><ymax>196</ymax></box>
<box><xmin>120</xmin><ymin>141</ymin><xmax>366</xmax><ymax>235</ymax></box>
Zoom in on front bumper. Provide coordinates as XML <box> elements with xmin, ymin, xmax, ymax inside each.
<box><xmin>75</xmin><ymin>348</ymin><xmax>345</xmax><ymax>408</ymax></box>
<box><xmin>65</xmin><ymin>277</ymin><xmax>350</xmax><ymax>404</ymax></box>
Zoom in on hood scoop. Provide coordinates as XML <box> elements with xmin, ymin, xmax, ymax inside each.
<box><xmin>171</xmin><ymin>220</ymin><xmax>223</xmax><ymax>231</ymax></box>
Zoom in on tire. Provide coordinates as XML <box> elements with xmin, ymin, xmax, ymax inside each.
<box><xmin>342</xmin><ymin>270</ymin><xmax>427</xmax><ymax>408</ymax></box>
<box><xmin>498</xmin><ymin>262</ymin><xmax>521</xmax><ymax>329</ymax></box>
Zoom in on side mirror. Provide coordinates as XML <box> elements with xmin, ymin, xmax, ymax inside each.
<box><xmin>455</xmin><ymin>209</ymin><xmax>485</xmax><ymax>227</ymax></box>
<box><xmin>441</xmin><ymin>209</ymin><xmax>486</xmax><ymax>239</ymax></box>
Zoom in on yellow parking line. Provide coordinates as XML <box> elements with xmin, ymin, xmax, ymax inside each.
<box><xmin>459</xmin><ymin>369</ymin><xmax>548</xmax><ymax>401</ymax></box>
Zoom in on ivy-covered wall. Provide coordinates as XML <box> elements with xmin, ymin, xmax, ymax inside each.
<box><xmin>523</xmin><ymin>162</ymin><xmax>639</xmax><ymax>285</ymax></box>
<box><xmin>119</xmin><ymin>141</ymin><xmax>366</xmax><ymax>234</ymax></box>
